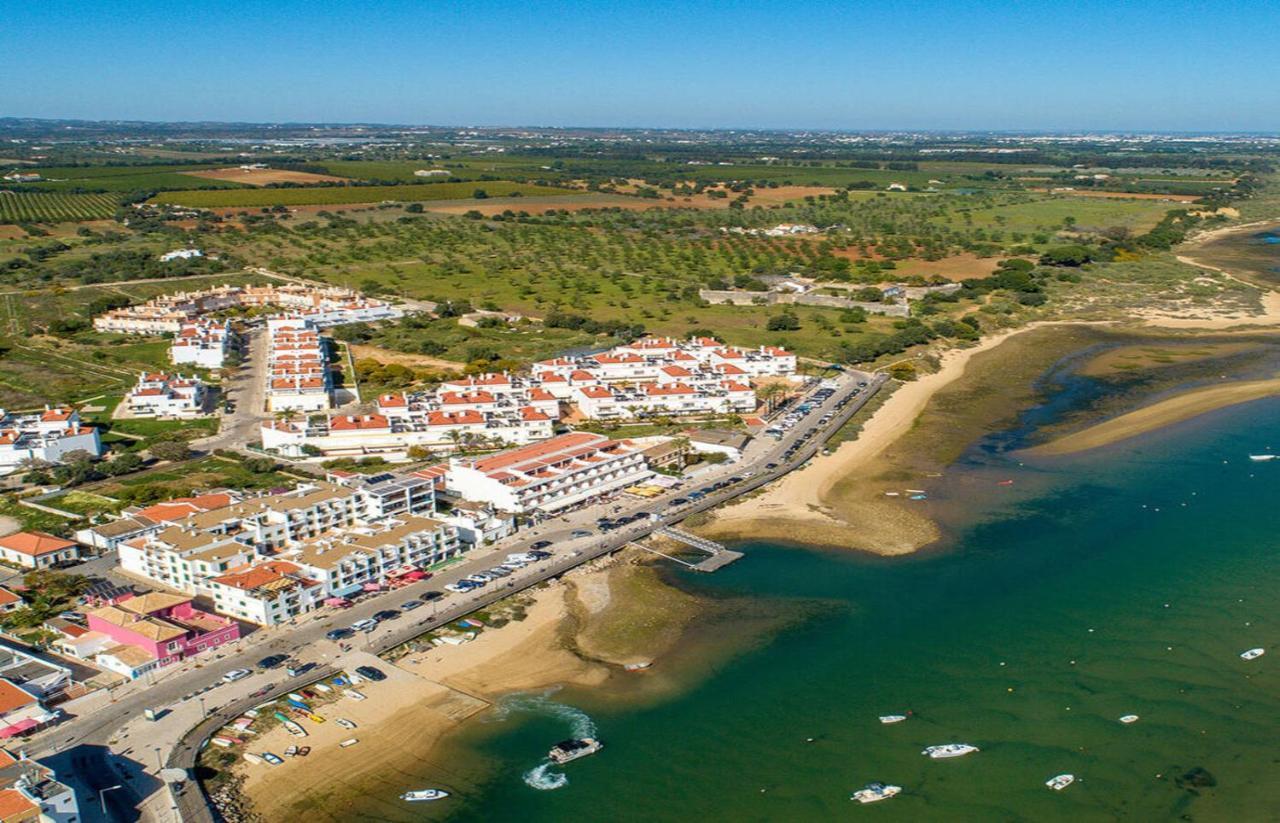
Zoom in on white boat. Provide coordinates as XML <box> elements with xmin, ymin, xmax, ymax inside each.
<box><xmin>548</xmin><ymin>738</ymin><xmax>603</xmax><ymax>764</ymax></box>
<box><xmin>344</xmin><ymin>688</ymin><xmax>367</xmax><ymax>701</ymax></box>
<box><xmin>243</xmin><ymin>753</ymin><xmax>264</xmax><ymax>765</ymax></box>
<box><xmin>1248</xmin><ymin>454</ymin><xmax>1276</xmax><ymax>462</ymax></box>
<box><xmin>339</xmin><ymin>738</ymin><xmax>359</xmax><ymax>748</ymax></box>
<box><xmin>1240</xmin><ymin>648</ymin><xmax>1265</xmax><ymax>660</ymax></box>
<box><xmin>922</xmin><ymin>744</ymin><xmax>979</xmax><ymax>759</ymax></box>
<box><xmin>335</xmin><ymin>718</ymin><xmax>357</xmax><ymax>730</ymax></box>
<box><xmin>878</xmin><ymin>715</ymin><xmax>907</xmax><ymax>724</ymax></box>
<box><xmin>401</xmin><ymin>789</ymin><xmax>450</xmax><ymax>802</ymax></box>
<box><xmin>1119</xmin><ymin>714</ymin><xmax>1140</xmax><ymax>724</ymax></box>
<box><xmin>851</xmin><ymin>783</ymin><xmax>901</xmax><ymax>803</ymax></box>
<box><xmin>623</xmin><ymin>661</ymin><xmax>652</xmax><ymax>671</ymax></box>
<box><xmin>1046</xmin><ymin>774</ymin><xmax>1075</xmax><ymax>791</ymax></box>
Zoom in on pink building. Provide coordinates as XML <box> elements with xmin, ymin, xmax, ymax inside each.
<box><xmin>86</xmin><ymin>592</ymin><xmax>239</xmax><ymax>670</ymax></box>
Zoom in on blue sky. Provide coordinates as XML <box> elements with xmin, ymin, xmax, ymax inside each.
<box><xmin>4</xmin><ymin>0</ymin><xmax>1278</xmax><ymax>131</ymax></box>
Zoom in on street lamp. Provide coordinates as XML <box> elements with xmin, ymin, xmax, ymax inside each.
<box><xmin>99</xmin><ymin>784</ymin><xmax>122</xmax><ymax>816</ymax></box>
<box><xmin>153</xmin><ymin>746</ymin><xmax>162</xmax><ymax>771</ymax></box>
<box><xmin>198</xmin><ymin>696</ymin><xmax>206</xmax><ymax>719</ymax></box>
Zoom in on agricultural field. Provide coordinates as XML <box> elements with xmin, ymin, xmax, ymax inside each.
<box><xmin>149</xmin><ymin>180</ymin><xmax>580</xmax><ymax>208</ymax></box>
<box><xmin>183</xmin><ymin>167</ymin><xmax>351</xmax><ymax>186</ymax></box>
<box><xmin>319</xmin><ymin>157</ymin><xmax>569</xmax><ymax>183</ymax></box>
<box><xmin>18</xmin><ymin>163</ymin><xmax>247</xmax><ymax>192</ymax></box>
<box><xmin>0</xmin><ymin>191</ymin><xmax>119</xmax><ymax>223</ymax></box>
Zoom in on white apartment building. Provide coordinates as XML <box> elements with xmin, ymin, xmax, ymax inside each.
<box><xmin>573</xmin><ymin>379</ymin><xmax>756</xmax><ymax>420</ymax></box>
<box><xmin>93</xmin><ymin>282</ymin><xmax>402</xmax><ymax>335</ymax></box>
<box><xmin>0</xmin><ymin>407</ymin><xmax>102</xmax><ymax>475</ymax></box>
<box><xmin>205</xmin><ymin>560</ymin><xmax>326</xmax><ymax>626</ymax></box>
<box><xmin>125</xmin><ymin>372</ymin><xmax>209</xmax><ymax>418</ymax></box>
<box><xmin>171</xmin><ymin>318</ymin><xmax>234</xmax><ymax>369</ymax></box>
<box><xmin>278</xmin><ymin>515</ymin><xmax>461</xmax><ymax>599</ymax></box>
<box><xmin>159</xmin><ymin>248</ymin><xmax>203</xmax><ymax>262</ymax></box>
<box><xmin>261</xmin><ymin>406</ymin><xmax>555</xmax><ymax>458</ymax></box>
<box><xmin>117</xmin><ymin>527</ymin><xmax>253</xmax><ymax>593</ymax></box>
<box><xmin>445</xmin><ymin>432</ymin><xmax>652</xmax><ymax>516</ymax></box>
<box><xmin>265</xmin><ymin>317</ymin><xmax>332</xmax><ymax>412</ymax></box>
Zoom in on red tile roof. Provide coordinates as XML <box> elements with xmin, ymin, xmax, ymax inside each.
<box><xmin>0</xmin><ymin>532</ymin><xmax>76</xmax><ymax>558</ymax></box>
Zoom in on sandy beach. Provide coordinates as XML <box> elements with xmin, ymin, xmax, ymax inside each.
<box><xmin>1028</xmin><ymin>376</ymin><xmax>1280</xmax><ymax>456</ymax></box>
<box><xmin>699</xmin><ymin>323</ymin><xmax>1078</xmax><ymax>554</ymax></box>
<box><xmin>229</xmin><ymin>554</ymin><xmax>694</xmax><ymax>820</ymax></box>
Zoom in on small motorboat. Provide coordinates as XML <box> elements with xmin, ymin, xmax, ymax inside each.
<box><xmin>335</xmin><ymin>718</ymin><xmax>357</xmax><ymax>730</ymax></box>
<box><xmin>297</xmin><ymin>746</ymin><xmax>311</xmax><ymax>757</ymax></box>
<box><xmin>1046</xmin><ymin>774</ymin><xmax>1075</xmax><ymax>791</ymax></box>
<box><xmin>283</xmin><ymin>745</ymin><xmax>298</xmax><ymax>758</ymax></box>
<box><xmin>339</xmin><ymin>738</ymin><xmax>360</xmax><ymax>748</ymax></box>
<box><xmin>624</xmin><ymin>661</ymin><xmax>652</xmax><ymax>671</ymax></box>
<box><xmin>243</xmin><ymin>753</ymin><xmax>264</xmax><ymax>765</ymax></box>
<box><xmin>922</xmin><ymin>744</ymin><xmax>979</xmax><ymax>759</ymax></box>
<box><xmin>878</xmin><ymin>715</ymin><xmax>907</xmax><ymax>724</ymax></box>
<box><xmin>548</xmin><ymin>738</ymin><xmax>603</xmax><ymax>764</ymax></box>
<box><xmin>1240</xmin><ymin>648</ymin><xmax>1265</xmax><ymax>661</ymax></box>
<box><xmin>997</xmin><ymin>479</ymin><xmax>1014</xmax><ymax>486</ymax></box>
<box><xmin>344</xmin><ymin>688</ymin><xmax>367</xmax><ymax>701</ymax></box>
<box><xmin>851</xmin><ymin>782</ymin><xmax>901</xmax><ymax>803</ymax></box>
<box><xmin>401</xmin><ymin>789</ymin><xmax>450</xmax><ymax>802</ymax></box>
<box><xmin>1248</xmin><ymin>454</ymin><xmax>1276</xmax><ymax>462</ymax></box>
<box><xmin>262</xmin><ymin>752</ymin><xmax>284</xmax><ymax>766</ymax></box>
<box><xmin>1119</xmin><ymin>714</ymin><xmax>1140</xmax><ymax>724</ymax></box>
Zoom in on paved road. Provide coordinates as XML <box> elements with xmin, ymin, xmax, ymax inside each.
<box><xmin>37</xmin><ymin>369</ymin><xmax>886</xmax><ymax>821</ymax></box>
<box><xmin>192</xmin><ymin>328</ymin><xmax>268</xmax><ymax>454</ymax></box>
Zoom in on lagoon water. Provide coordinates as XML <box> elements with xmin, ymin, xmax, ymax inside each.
<box><xmin>391</xmin><ymin>397</ymin><xmax>1280</xmax><ymax>822</ymax></box>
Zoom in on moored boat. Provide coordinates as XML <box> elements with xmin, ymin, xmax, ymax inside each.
<box><xmin>1240</xmin><ymin>647</ymin><xmax>1265</xmax><ymax>660</ymax></box>
<box><xmin>401</xmin><ymin>789</ymin><xmax>450</xmax><ymax>802</ymax></box>
<box><xmin>548</xmin><ymin>738</ymin><xmax>603</xmax><ymax>764</ymax></box>
<box><xmin>1046</xmin><ymin>774</ymin><xmax>1075</xmax><ymax>791</ymax></box>
<box><xmin>878</xmin><ymin>715</ymin><xmax>907</xmax><ymax>724</ymax></box>
<box><xmin>922</xmin><ymin>743</ymin><xmax>979</xmax><ymax>759</ymax></box>
<box><xmin>1248</xmin><ymin>454</ymin><xmax>1276</xmax><ymax>462</ymax></box>
<box><xmin>1119</xmin><ymin>714</ymin><xmax>1139</xmax><ymax>724</ymax></box>
<box><xmin>851</xmin><ymin>783</ymin><xmax>901</xmax><ymax>803</ymax></box>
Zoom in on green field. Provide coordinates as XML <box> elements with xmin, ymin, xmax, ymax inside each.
<box><xmin>319</xmin><ymin>158</ymin><xmax>567</xmax><ymax>183</ymax></box>
<box><xmin>150</xmin><ymin>181</ymin><xmax>580</xmax><ymax>208</ymax></box>
<box><xmin>0</xmin><ymin>191</ymin><xmax>119</xmax><ymax>223</ymax></box>
<box><xmin>20</xmin><ymin>164</ymin><xmax>246</xmax><ymax>192</ymax></box>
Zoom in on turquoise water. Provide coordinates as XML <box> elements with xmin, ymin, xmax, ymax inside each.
<box><xmin>376</xmin><ymin>397</ymin><xmax>1280</xmax><ymax>821</ymax></box>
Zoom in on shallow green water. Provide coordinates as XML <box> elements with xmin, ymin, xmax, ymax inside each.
<box><xmin>370</xmin><ymin>397</ymin><xmax>1280</xmax><ymax>822</ymax></box>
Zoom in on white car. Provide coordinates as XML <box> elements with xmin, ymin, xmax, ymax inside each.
<box><xmin>222</xmin><ymin>668</ymin><xmax>251</xmax><ymax>683</ymax></box>
<box><xmin>445</xmin><ymin>582</ymin><xmax>474</xmax><ymax>593</ymax></box>
<box><xmin>350</xmin><ymin>618</ymin><xmax>378</xmax><ymax>633</ymax></box>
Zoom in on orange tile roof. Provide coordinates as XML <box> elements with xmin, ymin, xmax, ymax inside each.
<box><xmin>0</xmin><ymin>680</ymin><xmax>37</xmax><ymax>714</ymax></box>
<box><xmin>427</xmin><ymin>410</ymin><xmax>484</xmax><ymax>426</ymax></box>
<box><xmin>0</xmin><ymin>788</ymin><xmax>37</xmax><ymax>820</ymax></box>
<box><xmin>0</xmin><ymin>532</ymin><xmax>76</xmax><ymax>558</ymax></box>
<box><xmin>329</xmin><ymin>414</ymin><xmax>390</xmax><ymax>431</ymax></box>
<box><xmin>471</xmin><ymin>432</ymin><xmax>607</xmax><ymax>473</ymax></box>
<box><xmin>0</xmin><ymin>589</ymin><xmax>18</xmax><ymax>608</ymax></box>
<box><xmin>135</xmin><ymin>493</ymin><xmax>232</xmax><ymax>523</ymax></box>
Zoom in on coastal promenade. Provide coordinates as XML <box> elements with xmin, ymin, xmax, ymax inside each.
<box><xmin>37</xmin><ymin>369</ymin><xmax>886</xmax><ymax>822</ymax></box>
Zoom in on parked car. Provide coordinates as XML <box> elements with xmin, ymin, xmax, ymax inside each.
<box><xmin>530</xmin><ymin>540</ymin><xmax>553</xmax><ymax>550</ymax></box>
<box><xmin>354</xmin><ymin>665</ymin><xmax>387</xmax><ymax>682</ymax></box>
<box><xmin>256</xmin><ymin>654</ymin><xmax>289</xmax><ymax>670</ymax></box>
<box><xmin>445</xmin><ymin>582</ymin><xmax>474</xmax><ymax>593</ymax></box>
<box><xmin>570</xmin><ymin>529</ymin><xmax>592</xmax><ymax>538</ymax></box>
<box><xmin>222</xmin><ymin>668</ymin><xmax>251</xmax><ymax>683</ymax></box>
<box><xmin>350</xmin><ymin>618</ymin><xmax>378</xmax><ymax>633</ymax></box>
<box><xmin>325</xmin><ymin>628</ymin><xmax>353</xmax><ymax>641</ymax></box>
<box><xmin>249</xmin><ymin>684</ymin><xmax>274</xmax><ymax>699</ymax></box>
<box><xmin>400</xmin><ymin>600</ymin><xmax>423</xmax><ymax>611</ymax></box>
<box><xmin>373</xmin><ymin>609</ymin><xmax>400</xmax><ymax>621</ymax></box>
<box><xmin>419</xmin><ymin>590</ymin><xmax>443</xmax><ymax>601</ymax></box>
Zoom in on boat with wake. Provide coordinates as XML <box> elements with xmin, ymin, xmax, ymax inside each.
<box><xmin>548</xmin><ymin>738</ymin><xmax>603</xmax><ymax>764</ymax></box>
<box><xmin>1119</xmin><ymin>714</ymin><xmax>1140</xmax><ymax>724</ymax></box>
<box><xmin>851</xmin><ymin>782</ymin><xmax>901</xmax><ymax>803</ymax></box>
<box><xmin>1248</xmin><ymin>454</ymin><xmax>1276</xmax><ymax>462</ymax></box>
<box><xmin>1240</xmin><ymin>647</ymin><xmax>1265</xmax><ymax>660</ymax></box>
<box><xmin>401</xmin><ymin>789</ymin><xmax>450</xmax><ymax>802</ymax></box>
<box><xmin>922</xmin><ymin>743</ymin><xmax>979</xmax><ymax>759</ymax></box>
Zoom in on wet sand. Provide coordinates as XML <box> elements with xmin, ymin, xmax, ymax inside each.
<box><xmin>1028</xmin><ymin>376</ymin><xmax>1280</xmax><ymax>456</ymax></box>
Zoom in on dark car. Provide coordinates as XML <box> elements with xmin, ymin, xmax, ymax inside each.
<box><xmin>325</xmin><ymin>628</ymin><xmax>353</xmax><ymax>641</ymax></box>
<box><xmin>354</xmin><ymin>665</ymin><xmax>387</xmax><ymax>682</ymax></box>
<box><xmin>400</xmin><ymin>600</ymin><xmax>423</xmax><ymax>611</ymax></box>
<box><xmin>670</xmin><ymin>498</ymin><xmax>688</xmax><ymax>506</ymax></box>
<box><xmin>256</xmin><ymin>654</ymin><xmax>289</xmax><ymax>670</ymax></box>
<box><xmin>530</xmin><ymin>540</ymin><xmax>553</xmax><ymax>550</ymax></box>
<box><xmin>419</xmin><ymin>590</ymin><xmax>443</xmax><ymax>601</ymax></box>
<box><xmin>249</xmin><ymin>684</ymin><xmax>274</xmax><ymax>698</ymax></box>
<box><xmin>373</xmin><ymin>609</ymin><xmax>400</xmax><ymax>621</ymax></box>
